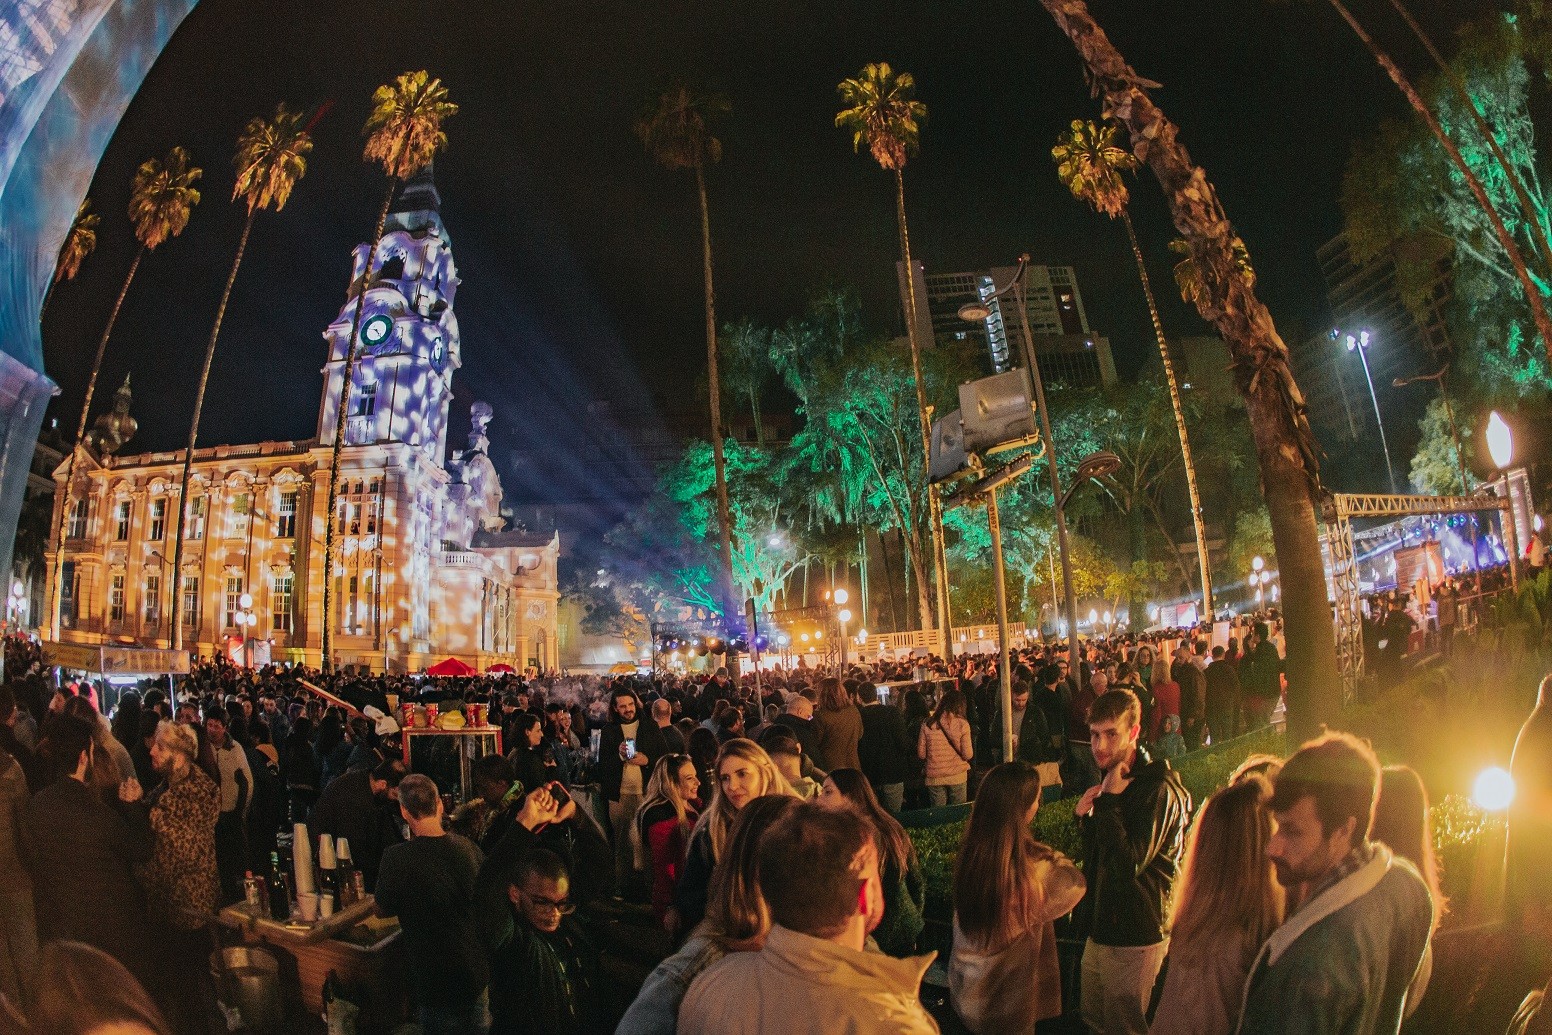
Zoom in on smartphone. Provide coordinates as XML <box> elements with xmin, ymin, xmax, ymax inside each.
<box><xmin>623</xmin><ymin>738</ymin><xmax>637</xmax><ymax>759</ymax></box>
<box><xmin>547</xmin><ymin>781</ymin><xmax>573</xmax><ymax>810</ymax></box>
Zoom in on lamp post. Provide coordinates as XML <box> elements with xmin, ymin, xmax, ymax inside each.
<box><xmin>959</xmin><ymin>256</ymin><xmax>1119</xmax><ymax>699</ymax></box>
<box><xmin>835</xmin><ymin>586</ymin><xmax>852</xmax><ymax>672</ymax></box>
<box><xmin>236</xmin><ymin>591</ymin><xmax>257</xmax><ymax>668</ymax></box>
<box><xmin>1394</xmin><ymin>364</ymin><xmax>1481</xmax><ymax>592</ymax></box>
<box><xmin>1487</xmin><ymin>410</ymin><xmax>1520</xmax><ymax>592</ymax></box>
<box><xmin>1342</xmin><ymin>330</ymin><xmax>1398</xmax><ymax>493</ymax></box>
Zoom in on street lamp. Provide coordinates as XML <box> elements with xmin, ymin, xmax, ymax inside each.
<box><xmin>236</xmin><ymin>592</ymin><xmax>257</xmax><ymax>667</ymax></box>
<box><xmin>1342</xmin><ymin>330</ymin><xmax>1398</xmax><ymax>493</ymax></box>
<box><xmin>1488</xmin><ymin>410</ymin><xmax>1520</xmax><ymax>590</ymax></box>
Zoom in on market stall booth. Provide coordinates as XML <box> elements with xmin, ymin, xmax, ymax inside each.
<box><xmin>41</xmin><ymin>640</ymin><xmax>189</xmax><ymax>714</ymax></box>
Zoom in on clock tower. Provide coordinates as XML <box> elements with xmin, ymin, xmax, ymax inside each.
<box><xmin>316</xmin><ymin>165</ymin><xmax>461</xmax><ymax>459</ymax></box>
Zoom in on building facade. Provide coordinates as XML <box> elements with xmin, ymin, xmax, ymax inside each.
<box><xmin>45</xmin><ymin>171</ymin><xmax>560</xmax><ymax>673</ymax></box>
<box><xmin>898</xmin><ymin>259</ymin><xmax>1117</xmax><ymax>388</ymax></box>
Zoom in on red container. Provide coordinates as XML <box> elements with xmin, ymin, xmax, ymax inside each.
<box><xmin>425</xmin><ymin>703</ymin><xmax>439</xmax><ymax>726</ymax></box>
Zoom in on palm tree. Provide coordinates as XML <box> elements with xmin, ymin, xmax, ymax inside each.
<box><xmin>635</xmin><ymin>85</ymin><xmax>736</xmax><ymax>597</ymax></box>
<box><xmin>170</xmin><ymin>105</ymin><xmax>312</xmax><ymax>652</ymax></box>
<box><xmin>48</xmin><ymin>147</ymin><xmax>200</xmax><ymax>639</ymax></box>
<box><xmin>41</xmin><ymin>200</ymin><xmax>99</xmax><ymax>318</ymax></box>
<box><xmin>320</xmin><ymin>71</ymin><xmax>456</xmax><ymax>672</ymax></box>
<box><xmin>1054</xmin><ymin>118</ymin><xmax>1213</xmax><ymax>616</ymax></box>
<box><xmin>1034</xmin><ymin>0</ymin><xmax>1341</xmax><ymax>737</ymax></box>
<box><xmin>1318</xmin><ymin>0</ymin><xmax>1552</xmax><ymax>365</ymax></box>
<box><xmin>836</xmin><ymin>61</ymin><xmax>950</xmax><ymax>638</ymax></box>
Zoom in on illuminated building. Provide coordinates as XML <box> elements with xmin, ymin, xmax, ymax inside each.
<box><xmin>898</xmin><ymin>259</ymin><xmax>1117</xmax><ymax>388</ymax></box>
<box><xmin>45</xmin><ymin>170</ymin><xmax>559</xmax><ymax>672</ymax></box>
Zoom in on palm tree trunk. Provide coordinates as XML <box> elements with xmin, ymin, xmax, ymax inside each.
<box><xmin>877</xmin><ymin>527</ymin><xmax>902</xmax><ymax>632</ymax></box>
<box><xmin>321</xmin><ymin>183</ymin><xmax>396</xmax><ymax>673</ymax></box>
<box><xmin>1387</xmin><ymin>0</ymin><xmax>1552</xmax><ymax>306</ymax></box>
<box><xmin>696</xmin><ymin>164</ymin><xmax>736</xmax><ymax>602</ymax></box>
<box><xmin>1036</xmin><ymin>0</ymin><xmax>1340</xmax><ymax>736</ymax></box>
<box><xmin>171</xmin><ymin>213</ymin><xmax>255</xmax><ymax>652</ymax></box>
<box><xmin>894</xmin><ymin>168</ymin><xmax>951</xmax><ymax>639</ymax></box>
<box><xmin>48</xmin><ymin>245</ymin><xmax>145</xmax><ymax>640</ymax></box>
<box><xmin>1325</xmin><ymin>0</ymin><xmax>1552</xmax><ymax>365</ymax></box>
<box><xmin>1122</xmin><ymin>212</ymin><xmax>1212</xmax><ymax>614</ymax></box>
<box><xmin>749</xmin><ymin>385</ymin><xmax>763</xmax><ymax>446</ymax></box>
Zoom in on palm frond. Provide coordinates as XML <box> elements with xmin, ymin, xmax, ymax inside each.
<box><xmin>363</xmin><ymin>70</ymin><xmax>458</xmax><ymax>181</ymax></box>
<box><xmin>233</xmin><ymin>103</ymin><xmax>313</xmax><ymax>214</ymax></box>
<box><xmin>1052</xmin><ymin>118</ymin><xmax>1136</xmax><ymax>219</ymax></box>
<box><xmin>835</xmin><ymin>61</ymin><xmax>927</xmax><ymax>173</ymax></box>
<box><xmin>634</xmin><ymin>84</ymin><xmax>729</xmax><ymax>172</ymax></box>
<box><xmin>54</xmin><ymin>200</ymin><xmax>99</xmax><ymax>283</ymax></box>
<box><xmin>128</xmin><ymin>146</ymin><xmax>202</xmax><ymax>251</ymax></box>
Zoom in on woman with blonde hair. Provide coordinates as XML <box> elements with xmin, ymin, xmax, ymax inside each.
<box><xmin>951</xmin><ymin>762</ymin><xmax>1085</xmax><ymax>1033</ymax></box>
<box><xmin>671</xmin><ymin>739</ymin><xmax>793</xmax><ymax>932</ymax></box>
<box><xmin>618</xmin><ymin>795</ymin><xmax>799</xmax><ymax>1034</ymax></box>
<box><xmin>1151</xmin><ymin>773</ymin><xmax>1284</xmax><ymax>1035</ymax></box>
<box><xmin>635</xmin><ymin>753</ymin><xmax>702</xmax><ymax>933</ymax></box>
<box><xmin>810</xmin><ymin>677</ymin><xmax>862</xmax><ymax>772</ymax></box>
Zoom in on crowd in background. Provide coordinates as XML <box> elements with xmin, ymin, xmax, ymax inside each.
<box><xmin>0</xmin><ymin>613</ymin><xmax>1462</xmax><ymax>1034</ymax></box>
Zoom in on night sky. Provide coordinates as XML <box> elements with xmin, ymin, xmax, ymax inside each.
<box><xmin>40</xmin><ymin>0</ymin><xmax>1490</xmax><ymax>535</ymax></box>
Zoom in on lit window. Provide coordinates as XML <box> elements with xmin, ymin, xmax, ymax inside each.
<box><xmin>109</xmin><ymin>574</ymin><xmax>125</xmax><ymax>622</ymax></box>
<box><xmin>148</xmin><ymin>499</ymin><xmax>165</xmax><ymax>542</ymax></box>
<box><xmin>145</xmin><ymin>574</ymin><xmax>161</xmax><ymax>627</ymax></box>
<box><xmin>67</xmin><ymin>498</ymin><xmax>88</xmax><ymax>539</ymax></box>
<box><xmin>272</xmin><ymin>574</ymin><xmax>294</xmax><ymax>633</ymax></box>
<box><xmin>276</xmin><ymin>491</ymin><xmax>297</xmax><ymax>539</ymax></box>
<box><xmin>113</xmin><ymin>500</ymin><xmax>130</xmax><ymax>541</ymax></box>
<box><xmin>229</xmin><ymin>494</ymin><xmax>250</xmax><ymax>538</ymax></box>
<box><xmin>224</xmin><ymin>575</ymin><xmax>244</xmax><ymax>629</ymax></box>
<box><xmin>189</xmin><ymin>497</ymin><xmax>206</xmax><ymax>540</ymax></box>
<box><xmin>181</xmin><ymin>575</ymin><xmax>199</xmax><ymax>628</ymax></box>
<box><xmin>354</xmin><ymin>383</ymin><xmax>378</xmax><ymax>418</ymax></box>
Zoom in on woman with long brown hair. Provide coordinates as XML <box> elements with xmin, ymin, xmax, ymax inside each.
<box><xmin>810</xmin><ymin>677</ymin><xmax>862</xmax><ymax>772</ymax></box>
<box><xmin>671</xmin><ymin>739</ymin><xmax>793</xmax><ymax>933</ymax></box>
<box><xmin>635</xmin><ymin>754</ymin><xmax>701</xmax><ymax>933</ymax></box>
<box><xmin>618</xmin><ymin>795</ymin><xmax>800</xmax><ymax>1035</ymax></box>
<box><xmin>1372</xmin><ymin>764</ymin><xmax>1444</xmax><ymax>1016</ymax></box>
<box><xmin>1151</xmin><ymin>773</ymin><xmax>1284</xmax><ymax>1035</ymax></box>
<box><xmin>951</xmin><ymin>762</ymin><xmax>1085</xmax><ymax>1033</ymax></box>
<box><xmin>820</xmin><ymin>768</ymin><xmax>925</xmax><ymax>956</ymax></box>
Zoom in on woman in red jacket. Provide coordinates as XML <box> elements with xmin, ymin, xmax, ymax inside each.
<box><xmin>635</xmin><ymin>753</ymin><xmax>701</xmax><ymax>934</ymax></box>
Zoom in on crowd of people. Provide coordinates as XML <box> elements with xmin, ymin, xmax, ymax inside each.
<box><xmin>0</xmin><ymin>617</ymin><xmax>1457</xmax><ymax>1034</ymax></box>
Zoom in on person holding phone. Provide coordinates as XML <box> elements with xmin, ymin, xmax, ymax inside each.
<box><xmin>598</xmin><ymin>686</ymin><xmax>666</xmax><ymax>897</ymax></box>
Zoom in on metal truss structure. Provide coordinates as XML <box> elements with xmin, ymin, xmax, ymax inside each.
<box><xmin>1321</xmin><ymin>491</ymin><xmax>1508</xmax><ymax>701</ymax></box>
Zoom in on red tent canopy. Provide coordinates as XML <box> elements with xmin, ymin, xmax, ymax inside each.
<box><xmin>426</xmin><ymin>657</ymin><xmax>477</xmax><ymax>677</ymax></box>
<box><xmin>487</xmin><ymin>663</ymin><xmax>516</xmax><ymax>674</ymax></box>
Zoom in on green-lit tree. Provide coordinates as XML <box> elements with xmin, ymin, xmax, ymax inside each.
<box><xmin>49</xmin><ymin>147</ymin><xmax>201</xmax><ymax>639</ymax></box>
<box><xmin>321</xmin><ymin>71</ymin><xmax>456</xmax><ymax>671</ymax></box>
<box><xmin>1037</xmin><ymin>0</ymin><xmax>1341</xmax><ymax>736</ymax></box>
<box><xmin>1409</xmin><ymin>395</ymin><xmax>1477</xmax><ymax>495</ymax></box>
<box><xmin>720</xmin><ymin>318</ymin><xmax>773</xmax><ymax>445</ymax></box>
<box><xmin>171</xmin><ymin>105</ymin><xmax>312</xmax><ymax>652</ymax></box>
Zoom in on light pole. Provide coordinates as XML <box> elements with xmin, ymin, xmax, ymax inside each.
<box><xmin>943</xmin><ymin>454</ymin><xmax>1033</xmax><ymax>763</ymax></box>
<box><xmin>1394</xmin><ymin>364</ymin><xmax>1481</xmax><ymax>593</ymax></box>
<box><xmin>236</xmin><ymin>591</ymin><xmax>257</xmax><ymax>668</ymax></box>
<box><xmin>834</xmin><ymin>586</ymin><xmax>851</xmax><ymax>672</ymax></box>
<box><xmin>959</xmin><ymin>254</ymin><xmax>1119</xmax><ymax>699</ymax></box>
<box><xmin>1487</xmin><ymin>410</ymin><xmax>1520</xmax><ymax>592</ymax></box>
<box><xmin>1343</xmin><ymin>330</ymin><xmax>1398</xmax><ymax>493</ymax></box>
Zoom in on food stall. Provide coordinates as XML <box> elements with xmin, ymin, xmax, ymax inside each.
<box><xmin>41</xmin><ymin>640</ymin><xmax>189</xmax><ymax>713</ymax></box>
<box><xmin>400</xmin><ymin>704</ymin><xmax>503</xmax><ymax>799</ymax></box>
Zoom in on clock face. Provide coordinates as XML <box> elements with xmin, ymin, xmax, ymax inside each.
<box><xmin>362</xmin><ymin>314</ymin><xmax>392</xmax><ymax>348</ymax></box>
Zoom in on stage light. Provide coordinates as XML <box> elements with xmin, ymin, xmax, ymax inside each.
<box><xmin>1473</xmin><ymin>767</ymin><xmax>1515</xmax><ymax>812</ymax></box>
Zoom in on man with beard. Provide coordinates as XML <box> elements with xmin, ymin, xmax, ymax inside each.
<box><xmin>598</xmin><ymin>687</ymin><xmax>665</xmax><ymax>893</ymax></box>
<box><xmin>308</xmin><ymin>757</ymin><xmax>406</xmax><ymax>891</ymax></box>
<box><xmin>1240</xmin><ymin>733</ymin><xmax>1432</xmax><ymax>1034</ymax></box>
<box><xmin>1074</xmin><ymin>689</ymin><xmax>1190</xmax><ymax>1035</ymax></box>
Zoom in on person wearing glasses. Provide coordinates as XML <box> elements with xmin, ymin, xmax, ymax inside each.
<box><xmin>489</xmin><ymin>847</ymin><xmax>606</xmax><ymax>1035</ymax></box>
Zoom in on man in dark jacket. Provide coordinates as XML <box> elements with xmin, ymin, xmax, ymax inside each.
<box><xmin>308</xmin><ymin>757</ymin><xmax>406</xmax><ymax>891</ymax></box>
<box><xmin>1239</xmin><ymin>732</ymin><xmax>1431</xmax><ymax>1034</ymax></box>
<box><xmin>1170</xmin><ymin>643</ymin><xmax>1207</xmax><ymax>750</ymax></box>
<box><xmin>20</xmin><ymin>716</ymin><xmax>158</xmax><ymax>990</ymax></box>
<box><xmin>1239</xmin><ymin>622</ymin><xmax>1284</xmax><ymax>731</ymax></box>
<box><xmin>855</xmin><ymin>683</ymin><xmax>911</xmax><ymax>813</ymax></box>
<box><xmin>596</xmin><ymin>687</ymin><xmax>666</xmax><ymax>894</ymax></box>
<box><xmin>1204</xmin><ymin>645</ymin><xmax>1241</xmax><ymax>745</ymax></box>
<box><xmin>1075</xmin><ymin>688</ymin><xmax>1190</xmax><ymax>1035</ymax></box>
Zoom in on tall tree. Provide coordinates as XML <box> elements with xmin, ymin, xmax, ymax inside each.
<box><xmin>1036</xmin><ymin>0</ymin><xmax>1340</xmax><ymax>736</ymax></box>
<box><xmin>41</xmin><ymin>200</ymin><xmax>99</xmax><ymax>319</ymax></box>
<box><xmin>170</xmin><ymin>105</ymin><xmax>312</xmax><ymax>652</ymax></box>
<box><xmin>835</xmin><ymin>62</ymin><xmax>951</xmax><ymax>637</ymax></box>
<box><xmin>1053</xmin><ymin>118</ymin><xmax>1213</xmax><ymax>615</ymax></box>
<box><xmin>320</xmin><ymin>71</ymin><xmax>456</xmax><ymax>672</ymax></box>
<box><xmin>48</xmin><ymin>147</ymin><xmax>201</xmax><ymax>639</ymax></box>
<box><xmin>634</xmin><ymin>85</ymin><xmax>736</xmax><ymax>600</ymax></box>
<box><xmin>720</xmin><ymin>318</ymin><xmax>772</xmax><ymax>445</ymax></box>
<box><xmin>1318</xmin><ymin>0</ymin><xmax>1552</xmax><ymax>365</ymax></box>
